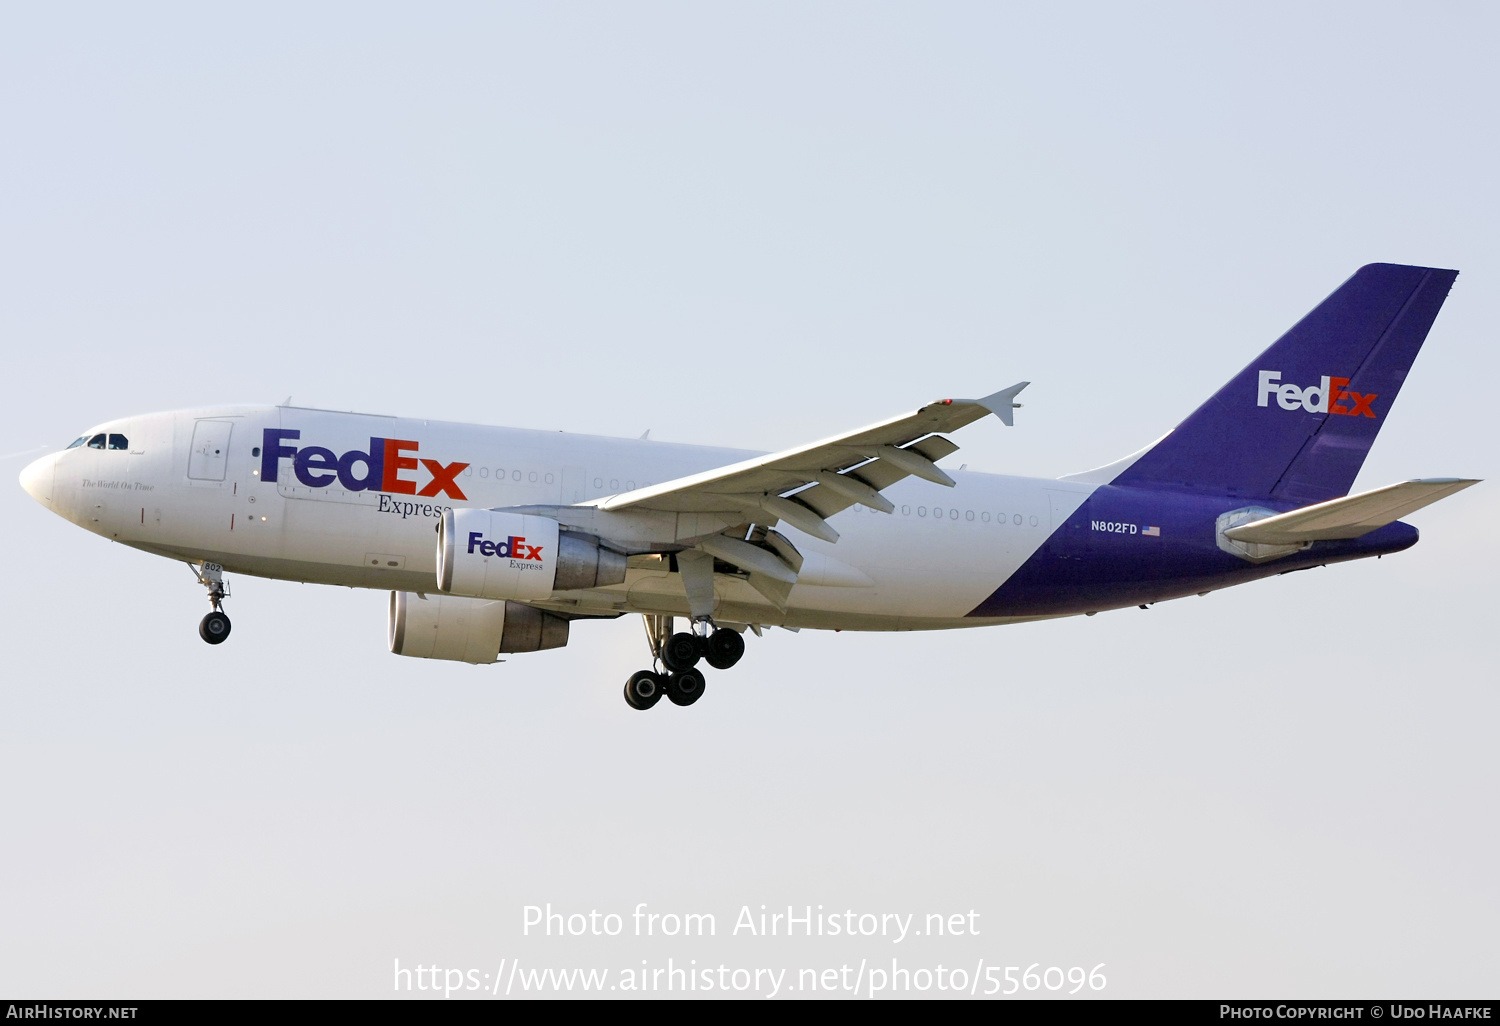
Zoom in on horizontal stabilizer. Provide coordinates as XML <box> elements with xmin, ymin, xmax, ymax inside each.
<box><xmin>1223</xmin><ymin>478</ymin><xmax>1479</xmax><ymax>544</ymax></box>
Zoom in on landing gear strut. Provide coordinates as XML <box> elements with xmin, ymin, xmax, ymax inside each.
<box><xmin>623</xmin><ymin>614</ymin><xmax>745</xmax><ymax>710</ymax></box>
<box><xmin>189</xmin><ymin>561</ymin><xmax>232</xmax><ymax>645</ymax></box>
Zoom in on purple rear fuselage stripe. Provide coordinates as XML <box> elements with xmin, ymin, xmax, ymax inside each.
<box><xmin>965</xmin><ymin>485</ymin><xmax>1417</xmax><ymax>618</ymax></box>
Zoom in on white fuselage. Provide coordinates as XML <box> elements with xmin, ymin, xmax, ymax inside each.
<box><xmin>25</xmin><ymin>405</ymin><xmax>1098</xmax><ymax>631</ymax></box>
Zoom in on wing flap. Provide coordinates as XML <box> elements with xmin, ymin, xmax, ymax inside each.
<box><xmin>1223</xmin><ymin>478</ymin><xmax>1479</xmax><ymax>544</ymax></box>
<box><xmin>592</xmin><ymin>386</ymin><xmax>1025</xmax><ymax>523</ymax></box>
<box><xmin>564</xmin><ymin>386</ymin><xmax>1025</xmax><ymax>612</ymax></box>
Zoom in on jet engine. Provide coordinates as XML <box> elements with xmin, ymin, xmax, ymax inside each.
<box><xmin>436</xmin><ymin>508</ymin><xmax>627</xmax><ymax>600</ymax></box>
<box><xmin>388</xmin><ymin>591</ymin><xmax>569</xmax><ymax>664</ymax></box>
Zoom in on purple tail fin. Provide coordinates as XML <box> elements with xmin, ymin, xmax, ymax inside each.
<box><xmin>1112</xmin><ymin>263</ymin><xmax>1458</xmax><ymax>503</ymax></box>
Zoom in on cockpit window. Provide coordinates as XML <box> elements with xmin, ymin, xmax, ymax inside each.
<box><xmin>72</xmin><ymin>431</ymin><xmax>129</xmax><ymax>451</ymax></box>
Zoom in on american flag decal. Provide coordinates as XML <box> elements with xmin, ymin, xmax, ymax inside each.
<box><xmin>1142</xmin><ymin>525</ymin><xmax>1161</xmax><ymax>537</ymax></box>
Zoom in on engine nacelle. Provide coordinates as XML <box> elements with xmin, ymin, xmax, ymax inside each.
<box><xmin>388</xmin><ymin>591</ymin><xmax>569</xmax><ymax>664</ymax></box>
<box><xmin>436</xmin><ymin>508</ymin><xmax>626</xmax><ymax>600</ymax></box>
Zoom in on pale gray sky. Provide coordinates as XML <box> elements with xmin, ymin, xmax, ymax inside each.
<box><xmin>2</xmin><ymin>2</ymin><xmax>1496</xmax><ymax>998</ymax></box>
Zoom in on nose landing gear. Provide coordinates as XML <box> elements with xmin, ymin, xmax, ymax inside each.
<box><xmin>624</xmin><ymin>614</ymin><xmax>744</xmax><ymax>711</ymax></box>
<box><xmin>189</xmin><ymin>561</ymin><xmax>232</xmax><ymax>645</ymax></box>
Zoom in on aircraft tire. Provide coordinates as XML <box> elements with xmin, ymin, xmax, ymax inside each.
<box><xmin>662</xmin><ymin>632</ymin><xmax>702</xmax><ymax>672</ymax></box>
<box><xmin>199</xmin><ymin>611</ymin><xmax>232</xmax><ymax>645</ymax></box>
<box><xmin>704</xmin><ymin>628</ymin><xmax>745</xmax><ymax>670</ymax></box>
<box><xmin>625</xmin><ymin>670</ymin><xmax>664</xmax><ymax>710</ymax></box>
<box><xmin>665</xmin><ymin>668</ymin><xmax>706</xmax><ymax>707</ymax></box>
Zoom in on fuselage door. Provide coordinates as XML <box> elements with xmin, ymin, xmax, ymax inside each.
<box><xmin>188</xmin><ymin>420</ymin><xmax>233</xmax><ymax>481</ymax></box>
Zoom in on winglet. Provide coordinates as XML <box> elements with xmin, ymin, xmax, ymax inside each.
<box><xmin>975</xmin><ymin>382</ymin><xmax>1030</xmax><ymax>427</ymax></box>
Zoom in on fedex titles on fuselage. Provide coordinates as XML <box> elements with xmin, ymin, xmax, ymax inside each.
<box><xmin>260</xmin><ymin>429</ymin><xmax>470</xmax><ymax>512</ymax></box>
<box><xmin>1257</xmin><ymin>370</ymin><xmax>1377</xmax><ymax>417</ymax></box>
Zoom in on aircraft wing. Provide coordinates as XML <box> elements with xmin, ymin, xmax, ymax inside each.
<box><xmin>1223</xmin><ymin>478</ymin><xmax>1480</xmax><ymax>544</ymax></box>
<box><xmin>588</xmin><ymin>382</ymin><xmax>1030</xmax><ymax>544</ymax></box>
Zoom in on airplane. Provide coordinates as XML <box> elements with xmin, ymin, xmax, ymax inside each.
<box><xmin>18</xmin><ymin>263</ymin><xmax>1479</xmax><ymax>711</ymax></box>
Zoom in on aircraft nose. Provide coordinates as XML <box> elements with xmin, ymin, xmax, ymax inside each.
<box><xmin>19</xmin><ymin>452</ymin><xmax>55</xmax><ymax>505</ymax></box>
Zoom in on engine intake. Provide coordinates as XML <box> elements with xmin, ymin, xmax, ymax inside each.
<box><xmin>437</xmin><ymin>508</ymin><xmax>626</xmax><ymax>600</ymax></box>
<box><xmin>388</xmin><ymin>591</ymin><xmax>569</xmax><ymax>663</ymax></box>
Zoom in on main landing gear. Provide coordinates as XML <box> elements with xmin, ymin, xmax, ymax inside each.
<box><xmin>189</xmin><ymin>561</ymin><xmax>232</xmax><ymax>645</ymax></box>
<box><xmin>623</xmin><ymin>614</ymin><xmax>745</xmax><ymax>711</ymax></box>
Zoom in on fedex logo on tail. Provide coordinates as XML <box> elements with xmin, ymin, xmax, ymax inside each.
<box><xmin>1256</xmin><ymin>371</ymin><xmax>1377</xmax><ymax>418</ymax></box>
<box><xmin>261</xmin><ymin>429</ymin><xmax>469</xmax><ymax>499</ymax></box>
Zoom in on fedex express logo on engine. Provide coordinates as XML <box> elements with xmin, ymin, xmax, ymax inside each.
<box><xmin>1257</xmin><ymin>371</ymin><xmax>1377</xmax><ymax>418</ymax></box>
<box><xmin>260</xmin><ymin>429</ymin><xmax>469</xmax><ymax>499</ymax></box>
<box><xmin>467</xmin><ymin>532</ymin><xmax>544</xmax><ymax>562</ymax></box>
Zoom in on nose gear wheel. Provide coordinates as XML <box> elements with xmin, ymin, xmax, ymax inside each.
<box><xmin>199</xmin><ymin>610</ymin><xmax>232</xmax><ymax>644</ymax></box>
